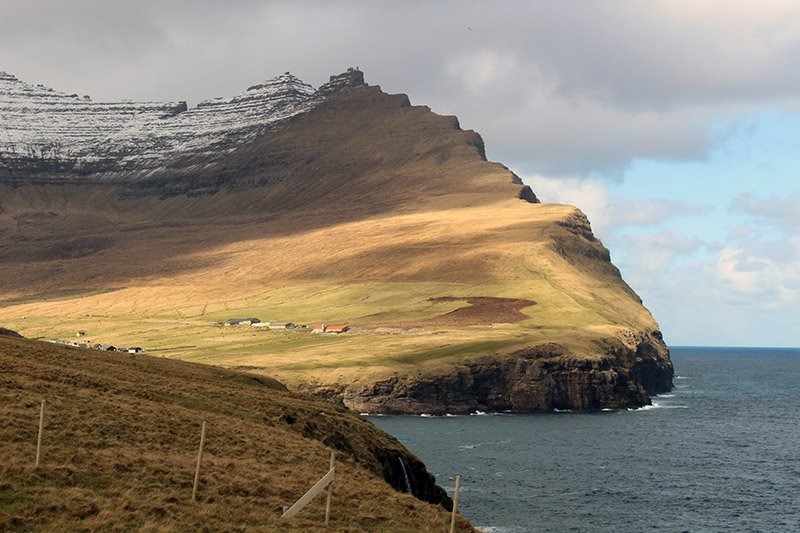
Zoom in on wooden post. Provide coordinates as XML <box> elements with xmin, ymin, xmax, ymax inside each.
<box><xmin>35</xmin><ymin>399</ymin><xmax>46</xmax><ymax>468</ymax></box>
<box><xmin>449</xmin><ymin>474</ymin><xmax>462</xmax><ymax>533</ymax></box>
<box><xmin>325</xmin><ymin>451</ymin><xmax>335</xmax><ymax>525</ymax></box>
<box><xmin>192</xmin><ymin>421</ymin><xmax>207</xmax><ymax>502</ymax></box>
<box><xmin>281</xmin><ymin>462</ymin><xmax>336</xmax><ymax>520</ymax></box>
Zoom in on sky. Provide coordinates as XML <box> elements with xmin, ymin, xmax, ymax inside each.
<box><xmin>2</xmin><ymin>0</ymin><xmax>799</xmax><ymax>347</ymax></box>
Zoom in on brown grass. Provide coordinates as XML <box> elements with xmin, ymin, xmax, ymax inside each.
<box><xmin>388</xmin><ymin>297</ymin><xmax>536</xmax><ymax>328</ymax></box>
<box><xmin>0</xmin><ymin>335</ymin><xmax>474</xmax><ymax>531</ymax></box>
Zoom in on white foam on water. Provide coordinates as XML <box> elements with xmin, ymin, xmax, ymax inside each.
<box><xmin>470</xmin><ymin>410</ymin><xmax>488</xmax><ymax>416</ymax></box>
<box><xmin>553</xmin><ymin>408</ymin><xmax>573</xmax><ymax>413</ymax></box>
<box><xmin>629</xmin><ymin>401</ymin><xmax>689</xmax><ymax>411</ymax></box>
<box><xmin>477</xmin><ymin>526</ymin><xmax>526</xmax><ymax>533</ymax></box>
<box><xmin>420</xmin><ymin>413</ymin><xmax>435</xmax><ymax>417</ymax></box>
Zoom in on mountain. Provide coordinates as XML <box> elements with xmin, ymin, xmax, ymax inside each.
<box><xmin>0</xmin><ymin>331</ymin><xmax>471</xmax><ymax>531</ymax></box>
<box><xmin>0</xmin><ymin>68</ymin><xmax>673</xmax><ymax>414</ymax></box>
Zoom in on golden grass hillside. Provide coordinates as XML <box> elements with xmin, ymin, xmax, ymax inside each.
<box><xmin>0</xmin><ymin>332</ymin><xmax>472</xmax><ymax>531</ymax></box>
<box><xmin>0</xmin><ymin>81</ymin><xmax>672</xmax><ymax>412</ymax></box>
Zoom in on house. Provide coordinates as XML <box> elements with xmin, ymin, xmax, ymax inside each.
<box><xmin>312</xmin><ymin>324</ymin><xmax>327</xmax><ymax>333</ymax></box>
<box><xmin>127</xmin><ymin>347</ymin><xmax>143</xmax><ymax>354</ymax></box>
<box><xmin>251</xmin><ymin>322</ymin><xmax>271</xmax><ymax>328</ymax></box>
<box><xmin>225</xmin><ymin>318</ymin><xmax>261</xmax><ymax>326</ymax></box>
<box><xmin>269</xmin><ymin>322</ymin><xmax>296</xmax><ymax>330</ymax></box>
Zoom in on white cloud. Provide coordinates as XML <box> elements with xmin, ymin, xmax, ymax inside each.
<box><xmin>524</xmin><ymin>176</ymin><xmax>710</xmax><ymax>236</ymax></box>
<box><xmin>446</xmin><ymin>50</ymin><xmax>518</xmax><ymax>93</ymax></box>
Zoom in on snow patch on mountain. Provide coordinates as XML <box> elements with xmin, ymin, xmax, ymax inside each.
<box><xmin>0</xmin><ymin>68</ymin><xmax>362</xmax><ymax>176</ymax></box>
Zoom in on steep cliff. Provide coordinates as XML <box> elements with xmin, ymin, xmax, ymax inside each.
<box><xmin>0</xmin><ymin>67</ymin><xmax>672</xmax><ymax>414</ymax></box>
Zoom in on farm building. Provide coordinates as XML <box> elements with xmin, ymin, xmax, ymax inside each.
<box><xmin>269</xmin><ymin>322</ymin><xmax>296</xmax><ymax>330</ymax></box>
<box><xmin>312</xmin><ymin>324</ymin><xmax>349</xmax><ymax>334</ymax></box>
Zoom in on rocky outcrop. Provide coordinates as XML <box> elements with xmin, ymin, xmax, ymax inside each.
<box><xmin>306</xmin><ymin>333</ymin><xmax>672</xmax><ymax>414</ymax></box>
<box><xmin>0</xmin><ymin>327</ymin><xmax>23</xmax><ymax>338</ymax></box>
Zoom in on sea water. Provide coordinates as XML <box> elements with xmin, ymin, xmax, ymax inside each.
<box><xmin>371</xmin><ymin>347</ymin><xmax>800</xmax><ymax>532</ymax></box>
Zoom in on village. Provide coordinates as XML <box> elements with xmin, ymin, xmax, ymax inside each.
<box><xmin>46</xmin><ymin>318</ymin><xmax>351</xmax><ymax>355</ymax></box>
<box><xmin>48</xmin><ymin>333</ymin><xmax>143</xmax><ymax>354</ymax></box>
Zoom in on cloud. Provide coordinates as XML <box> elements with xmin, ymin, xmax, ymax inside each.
<box><xmin>525</xmin><ymin>176</ymin><xmax>710</xmax><ymax>235</ymax></box>
<box><xmin>731</xmin><ymin>190</ymin><xmax>800</xmax><ymax>230</ymax></box>
<box><xmin>446</xmin><ymin>50</ymin><xmax>518</xmax><ymax>93</ymax></box>
<box><xmin>4</xmin><ymin>1</ymin><xmax>800</xmax><ymax>176</ymax></box>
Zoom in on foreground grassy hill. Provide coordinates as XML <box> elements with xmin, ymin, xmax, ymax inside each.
<box><xmin>0</xmin><ymin>330</ymin><xmax>471</xmax><ymax>531</ymax></box>
<box><xmin>0</xmin><ymin>73</ymin><xmax>672</xmax><ymax>413</ymax></box>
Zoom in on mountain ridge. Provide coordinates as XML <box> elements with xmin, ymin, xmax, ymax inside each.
<box><xmin>0</xmin><ymin>68</ymin><xmax>362</xmax><ymax>179</ymax></box>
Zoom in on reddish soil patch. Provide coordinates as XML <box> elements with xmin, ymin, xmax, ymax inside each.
<box><xmin>394</xmin><ymin>296</ymin><xmax>536</xmax><ymax>328</ymax></box>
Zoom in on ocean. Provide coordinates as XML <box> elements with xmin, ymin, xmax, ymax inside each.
<box><xmin>371</xmin><ymin>347</ymin><xmax>800</xmax><ymax>532</ymax></box>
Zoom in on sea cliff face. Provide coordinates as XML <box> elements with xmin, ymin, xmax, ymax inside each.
<box><xmin>304</xmin><ymin>332</ymin><xmax>672</xmax><ymax>414</ymax></box>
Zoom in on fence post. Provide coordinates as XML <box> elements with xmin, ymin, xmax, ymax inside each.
<box><xmin>449</xmin><ymin>474</ymin><xmax>462</xmax><ymax>533</ymax></box>
<box><xmin>192</xmin><ymin>420</ymin><xmax>207</xmax><ymax>502</ymax></box>
<box><xmin>325</xmin><ymin>451</ymin><xmax>335</xmax><ymax>525</ymax></box>
<box><xmin>35</xmin><ymin>399</ymin><xmax>46</xmax><ymax>468</ymax></box>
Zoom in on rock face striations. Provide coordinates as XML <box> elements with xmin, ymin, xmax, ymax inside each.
<box><xmin>0</xmin><ymin>67</ymin><xmax>672</xmax><ymax>414</ymax></box>
<box><xmin>0</xmin><ymin>69</ymin><xmax>363</xmax><ymax>178</ymax></box>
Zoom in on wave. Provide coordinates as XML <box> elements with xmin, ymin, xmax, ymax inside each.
<box><xmin>629</xmin><ymin>401</ymin><xmax>688</xmax><ymax>411</ymax></box>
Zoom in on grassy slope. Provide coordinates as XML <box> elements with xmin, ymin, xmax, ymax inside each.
<box><xmin>0</xmin><ymin>84</ymin><xmax>663</xmax><ymax>396</ymax></box>
<box><xmin>0</xmin><ymin>200</ymin><xmax>656</xmax><ymax>391</ymax></box>
<box><xmin>0</xmin><ymin>334</ymin><xmax>471</xmax><ymax>531</ymax></box>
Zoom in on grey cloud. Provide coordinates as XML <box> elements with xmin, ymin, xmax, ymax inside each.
<box><xmin>731</xmin><ymin>191</ymin><xmax>800</xmax><ymax>230</ymax></box>
<box><xmin>3</xmin><ymin>1</ymin><xmax>800</xmax><ymax>177</ymax></box>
